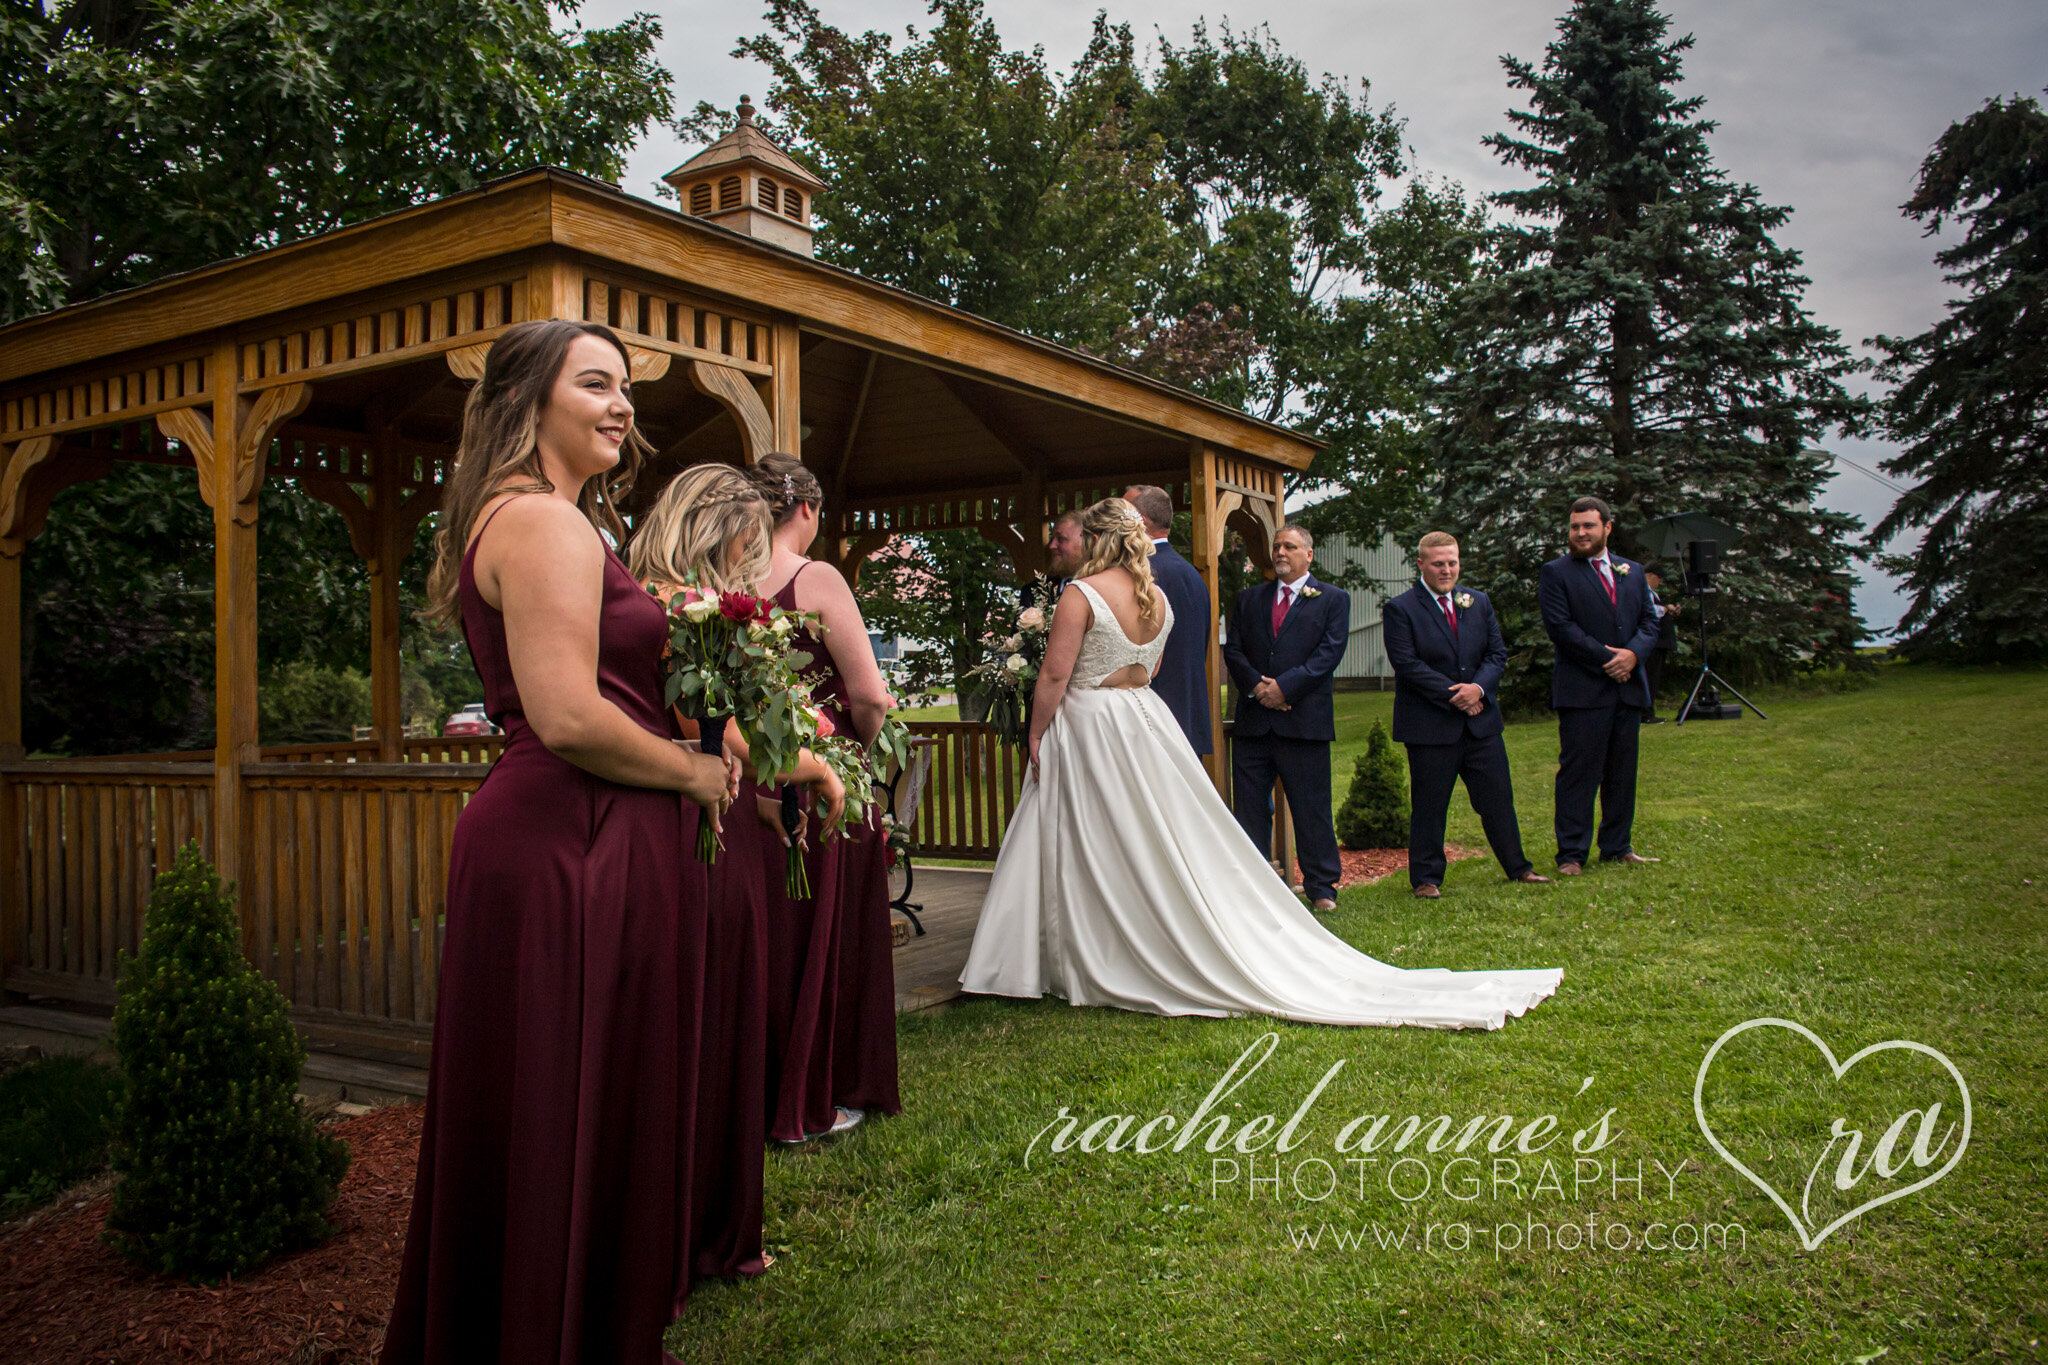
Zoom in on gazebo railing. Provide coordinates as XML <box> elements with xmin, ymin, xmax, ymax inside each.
<box><xmin>242</xmin><ymin>762</ymin><xmax>484</xmax><ymax>1033</ymax></box>
<box><xmin>4</xmin><ymin>760</ymin><xmax>216</xmax><ymax>1003</ymax></box>
<box><xmin>904</xmin><ymin>722</ymin><xmax>1025</xmax><ymax>861</ymax></box>
<box><xmin>1</xmin><ymin>722</ymin><xmax>1017</xmax><ymax>1048</ymax></box>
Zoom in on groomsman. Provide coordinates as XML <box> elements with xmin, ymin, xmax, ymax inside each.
<box><xmin>1383</xmin><ymin>533</ymin><xmax>1550</xmax><ymax>898</ymax></box>
<box><xmin>1222</xmin><ymin>524</ymin><xmax>1349</xmax><ymax>910</ymax></box>
<box><xmin>1538</xmin><ymin>497</ymin><xmax>1664</xmax><ymax>875</ymax></box>
<box><xmin>1122</xmin><ymin>484</ymin><xmax>1212</xmax><ymax>755</ymax></box>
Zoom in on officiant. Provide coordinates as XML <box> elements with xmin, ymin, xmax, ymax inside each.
<box><xmin>1222</xmin><ymin>524</ymin><xmax>1348</xmax><ymax>911</ymax></box>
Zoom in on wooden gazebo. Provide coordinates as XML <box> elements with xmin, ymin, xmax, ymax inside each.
<box><xmin>0</xmin><ymin>146</ymin><xmax>1315</xmax><ymax>1052</ymax></box>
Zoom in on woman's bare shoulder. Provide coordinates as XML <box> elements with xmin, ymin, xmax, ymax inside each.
<box><xmin>475</xmin><ymin>494</ymin><xmax>601</xmax><ymax>565</ymax></box>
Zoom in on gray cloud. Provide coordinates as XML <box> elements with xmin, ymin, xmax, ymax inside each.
<box><xmin>584</xmin><ymin>0</ymin><xmax>2048</xmax><ymax>631</ymax></box>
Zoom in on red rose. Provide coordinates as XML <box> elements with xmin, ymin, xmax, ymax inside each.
<box><xmin>885</xmin><ymin>847</ymin><xmax>899</xmax><ymax>869</ymax></box>
<box><xmin>814</xmin><ymin>710</ymin><xmax>836</xmax><ymax>739</ymax></box>
<box><xmin>719</xmin><ymin>591</ymin><xmax>760</xmax><ymax>622</ymax></box>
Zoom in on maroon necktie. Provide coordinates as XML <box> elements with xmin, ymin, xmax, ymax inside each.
<box><xmin>1596</xmin><ymin>559</ymin><xmax>1616</xmax><ymax>606</ymax></box>
<box><xmin>1439</xmin><ymin>594</ymin><xmax>1458</xmax><ymax>634</ymax></box>
<box><xmin>1271</xmin><ymin>584</ymin><xmax>1292</xmax><ymax>635</ymax></box>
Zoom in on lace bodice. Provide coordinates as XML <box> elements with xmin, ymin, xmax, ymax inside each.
<box><xmin>1069</xmin><ymin>580</ymin><xmax>1174</xmax><ymax>689</ymax></box>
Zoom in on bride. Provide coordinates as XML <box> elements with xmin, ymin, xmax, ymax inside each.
<box><xmin>959</xmin><ymin>498</ymin><xmax>1561</xmax><ymax>1030</ymax></box>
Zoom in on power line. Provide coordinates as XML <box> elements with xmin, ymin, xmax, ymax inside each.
<box><xmin>1831</xmin><ymin>453</ymin><xmax>1912</xmax><ymax>495</ymax></box>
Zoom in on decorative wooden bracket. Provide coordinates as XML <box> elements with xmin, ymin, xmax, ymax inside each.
<box><xmin>160</xmin><ymin>383</ymin><xmax>311</xmax><ymax>521</ymax></box>
<box><xmin>445</xmin><ymin>343</ymin><xmax>492</xmax><ymax>381</ymax></box>
<box><xmin>687</xmin><ymin>359</ymin><xmax>774</xmax><ymax>464</ymax></box>
<box><xmin>0</xmin><ymin>437</ymin><xmax>108</xmax><ymax>557</ymax></box>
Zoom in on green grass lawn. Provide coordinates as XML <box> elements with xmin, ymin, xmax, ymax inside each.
<box><xmin>671</xmin><ymin>664</ymin><xmax>2046</xmax><ymax>1364</ymax></box>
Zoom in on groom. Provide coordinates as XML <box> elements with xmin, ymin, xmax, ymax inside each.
<box><xmin>1222</xmin><ymin>524</ymin><xmax>1348</xmax><ymax>910</ymax></box>
<box><xmin>1122</xmin><ymin>484</ymin><xmax>1212</xmax><ymax>755</ymax></box>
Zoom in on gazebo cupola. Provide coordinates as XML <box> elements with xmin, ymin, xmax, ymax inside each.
<box><xmin>662</xmin><ymin>96</ymin><xmax>824</xmax><ymax>256</ymax></box>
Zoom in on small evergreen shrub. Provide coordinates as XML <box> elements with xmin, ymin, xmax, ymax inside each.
<box><xmin>1336</xmin><ymin>720</ymin><xmax>1409</xmax><ymax>850</ymax></box>
<box><xmin>105</xmin><ymin>842</ymin><xmax>349</xmax><ymax>1281</ymax></box>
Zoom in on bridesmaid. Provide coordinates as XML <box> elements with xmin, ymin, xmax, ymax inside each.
<box><xmin>623</xmin><ymin>465</ymin><xmax>845</xmax><ymax>1277</ymax></box>
<box><xmin>746</xmin><ymin>453</ymin><xmax>902</xmax><ymax>1142</ymax></box>
<box><xmin>383</xmin><ymin>320</ymin><xmax>740</xmax><ymax>1364</ymax></box>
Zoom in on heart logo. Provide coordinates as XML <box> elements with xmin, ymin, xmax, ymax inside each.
<box><xmin>1693</xmin><ymin>1018</ymin><xmax>1971</xmax><ymax>1251</ymax></box>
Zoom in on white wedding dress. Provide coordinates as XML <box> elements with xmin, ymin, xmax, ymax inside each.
<box><xmin>959</xmin><ymin>580</ymin><xmax>1562</xmax><ymax>1029</ymax></box>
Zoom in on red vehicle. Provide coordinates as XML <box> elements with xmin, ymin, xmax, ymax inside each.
<box><xmin>442</xmin><ymin>703</ymin><xmax>496</xmax><ymax>738</ymax></box>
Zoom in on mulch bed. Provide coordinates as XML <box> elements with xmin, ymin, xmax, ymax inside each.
<box><xmin>1329</xmin><ymin>843</ymin><xmax>1486</xmax><ymax>888</ymax></box>
<box><xmin>0</xmin><ymin>1103</ymin><xmax>423</xmax><ymax>1365</ymax></box>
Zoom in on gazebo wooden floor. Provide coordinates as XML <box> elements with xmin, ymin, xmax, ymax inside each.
<box><xmin>891</xmin><ymin>866</ymin><xmax>991</xmax><ymax>1013</ymax></box>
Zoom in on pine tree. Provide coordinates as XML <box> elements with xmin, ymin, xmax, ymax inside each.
<box><xmin>105</xmin><ymin>843</ymin><xmax>349</xmax><ymax>1282</ymax></box>
<box><xmin>1336</xmin><ymin>720</ymin><xmax>1408</xmax><ymax>850</ymax></box>
<box><xmin>1424</xmin><ymin>0</ymin><xmax>1870</xmax><ymax>703</ymax></box>
<box><xmin>1868</xmin><ymin>92</ymin><xmax>2048</xmax><ymax>661</ymax></box>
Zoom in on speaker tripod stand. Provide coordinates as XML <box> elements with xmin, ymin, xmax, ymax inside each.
<box><xmin>1675</xmin><ymin>586</ymin><xmax>1767</xmax><ymax>725</ymax></box>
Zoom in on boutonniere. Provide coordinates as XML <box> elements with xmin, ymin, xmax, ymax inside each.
<box><xmin>1300</xmin><ymin>586</ymin><xmax>1322</xmax><ymax>599</ymax></box>
<box><xmin>1614</xmin><ymin>562</ymin><xmax>1631</xmax><ymax>576</ymax></box>
<box><xmin>1454</xmin><ymin>591</ymin><xmax>1474</xmax><ymax>609</ymax></box>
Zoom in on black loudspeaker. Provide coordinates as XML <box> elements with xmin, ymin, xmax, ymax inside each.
<box><xmin>1686</xmin><ymin>539</ymin><xmax>1721</xmax><ymax>577</ymax></box>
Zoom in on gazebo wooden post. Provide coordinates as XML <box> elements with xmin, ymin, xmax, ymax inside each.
<box><xmin>170</xmin><ymin>349</ymin><xmax>310</xmax><ymax>900</ymax></box>
<box><xmin>1187</xmin><ymin>440</ymin><xmax>1228</xmax><ymax>796</ymax></box>
<box><xmin>770</xmin><ymin>318</ymin><xmax>802</xmax><ymax>456</ymax></box>
<box><xmin>0</xmin><ymin>530</ymin><xmax>20</xmax><ymax>1001</ymax></box>
<box><xmin>368</xmin><ymin>413</ymin><xmax>405</xmax><ymax>760</ymax></box>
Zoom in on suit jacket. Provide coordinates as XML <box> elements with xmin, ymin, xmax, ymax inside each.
<box><xmin>1539</xmin><ymin>553</ymin><xmax>1662</xmax><ymax>709</ymax></box>
<box><xmin>1146</xmin><ymin>541</ymin><xmax>1214</xmax><ymax>754</ymax></box>
<box><xmin>1221</xmin><ymin>575</ymin><xmax>1350</xmax><ymax>742</ymax></box>
<box><xmin>1383</xmin><ymin>584</ymin><xmax>1507</xmax><ymax>745</ymax></box>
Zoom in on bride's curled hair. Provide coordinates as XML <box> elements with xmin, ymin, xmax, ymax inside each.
<box><xmin>1075</xmin><ymin>497</ymin><xmax>1163</xmax><ymax>629</ymax></box>
<box><xmin>626</xmin><ymin>463</ymin><xmax>773</xmax><ymax>597</ymax></box>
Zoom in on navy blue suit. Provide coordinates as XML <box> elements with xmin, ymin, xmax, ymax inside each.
<box><xmin>1222</xmin><ymin>575</ymin><xmax>1349</xmax><ymax>901</ymax></box>
<box><xmin>1383</xmin><ymin>584</ymin><xmax>1534</xmax><ymax>886</ymax></box>
<box><xmin>1146</xmin><ymin>540</ymin><xmax>1213</xmax><ymax>755</ymax></box>
<box><xmin>1538</xmin><ymin>552</ymin><xmax>1663</xmax><ymax>865</ymax></box>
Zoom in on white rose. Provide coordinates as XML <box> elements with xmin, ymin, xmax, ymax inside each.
<box><xmin>1005</xmin><ymin>653</ymin><xmax>1028</xmax><ymax>674</ymax></box>
<box><xmin>1002</xmin><ymin>634</ymin><xmax>1024</xmax><ymax>652</ymax></box>
<box><xmin>681</xmin><ymin>597</ymin><xmax>719</xmax><ymax>623</ymax></box>
<box><xmin>772</xmin><ymin>614</ymin><xmax>795</xmax><ymax>637</ymax></box>
<box><xmin>1017</xmin><ymin>607</ymin><xmax>1045</xmax><ymax>631</ymax></box>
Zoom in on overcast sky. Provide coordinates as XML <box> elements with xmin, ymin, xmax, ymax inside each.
<box><xmin>582</xmin><ymin>0</ymin><xmax>2048</xmax><ymax>633</ymax></box>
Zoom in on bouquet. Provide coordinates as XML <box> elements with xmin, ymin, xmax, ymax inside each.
<box><xmin>656</xmin><ymin>577</ymin><xmax>819</xmax><ymax>862</ymax></box>
<box><xmin>966</xmin><ymin>574</ymin><xmax>1059</xmax><ymax>744</ymax></box>
<box><xmin>794</xmin><ymin>709</ymin><xmax>915</xmax><ymax>855</ymax></box>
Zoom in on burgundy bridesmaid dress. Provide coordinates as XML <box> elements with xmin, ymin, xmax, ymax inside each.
<box><xmin>760</xmin><ymin>562</ymin><xmax>902</xmax><ymax>1142</ymax></box>
<box><xmin>380</xmin><ymin>508</ymin><xmax>764</xmax><ymax>1365</ymax></box>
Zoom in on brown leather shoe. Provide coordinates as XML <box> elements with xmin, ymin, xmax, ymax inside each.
<box><xmin>1555</xmin><ymin>862</ymin><xmax>1583</xmax><ymax>876</ymax></box>
<box><xmin>1512</xmin><ymin>871</ymin><xmax>1552</xmax><ymax>884</ymax></box>
<box><xmin>1605</xmin><ymin>851</ymin><xmax>1660</xmax><ymax>865</ymax></box>
<box><xmin>1312</xmin><ymin>898</ymin><xmax>1337</xmax><ymax>911</ymax></box>
<box><xmin>1412</xmin><ymin>884</ymin><xmax>1441</xmax><ymax>899</ymax></box>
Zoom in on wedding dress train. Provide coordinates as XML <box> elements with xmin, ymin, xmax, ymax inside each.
<box><xmin>959</xmin><ymin>580</ymin><xmax>1560</xmax><ymax>1030</ymax></box>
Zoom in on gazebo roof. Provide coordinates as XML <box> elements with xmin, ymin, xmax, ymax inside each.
<box><xmin>0</xmin><ymin>167</ymin><xmax>1315</xmax><ymax>475</ymax></box>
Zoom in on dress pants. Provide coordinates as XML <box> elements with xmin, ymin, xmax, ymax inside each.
<box><xmin>1553</xmin><ymin>702</ymin><xmax>1644</xmax><ymax>865</ymax></box>
<box><xmin>1232</xmin><ymin>735</ymin><xmax>1341</xmax><ymax>903</ymax></box>
<box><xmin>1404</xmin><ymin>730</ymin><xmax>1534</xmax><ymax>887</ymax></box>
<box><xmin>1644</xmin><ymin>648</ymin><xmax>1670</xmax><ymax>715</ymax></box>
